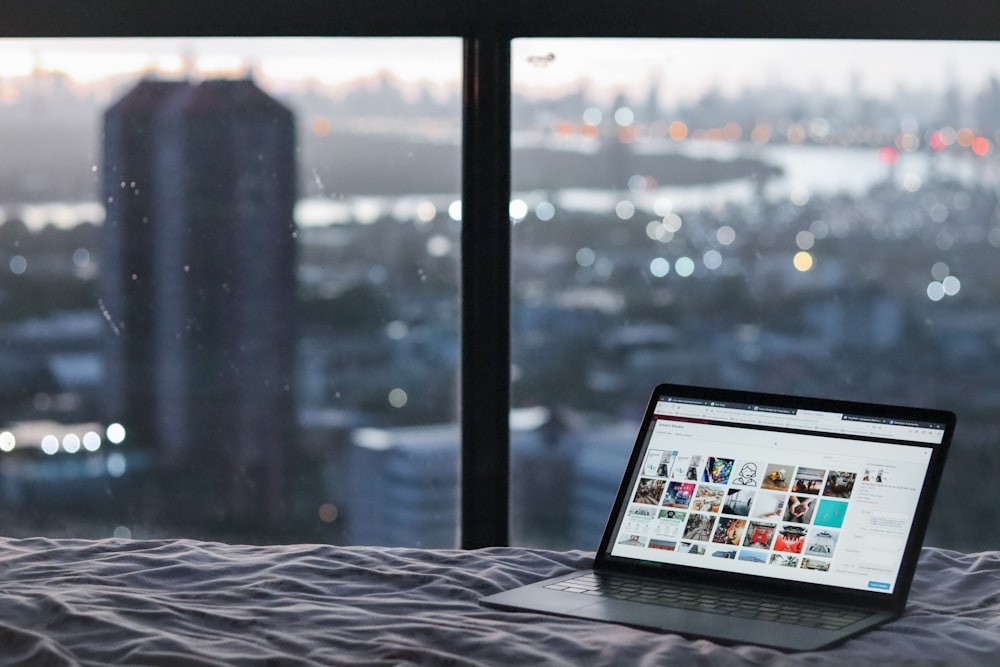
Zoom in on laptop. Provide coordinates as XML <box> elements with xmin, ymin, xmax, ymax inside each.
<box><xmin>481</xmin><ymin>383</ymin><xmax>954</xmax><ymax>651</ymax></box>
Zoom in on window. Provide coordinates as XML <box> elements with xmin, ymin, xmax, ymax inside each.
<box><xmin>510</xmin><ymin>38</ymin><xmax>1000</xmax><ymax>552</ymax></box>
<box><xmin>0</xmin><ymin>37</ymin><xmax>462</xmax><ymax>545</ymax></box>
<box><xmin>2</xmin><ymin>0</ymin><xmax>998</xmax><ymax>550</ymax></box>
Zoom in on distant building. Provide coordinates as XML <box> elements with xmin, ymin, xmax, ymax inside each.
<box><xmin>100</xmin><ymin>78</ymin><xmax>298</xmax><ymax>523</ymax></box>
<box><xmin>346</xmin><ymin>408</ymin><xmax>626</xmax><ymax>549</ymax></box>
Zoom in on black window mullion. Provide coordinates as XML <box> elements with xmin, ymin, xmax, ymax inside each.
<box><xmin>461</xmin><ymin>35</ymin><xmax>512</xmax><ymax>549</ymax></box>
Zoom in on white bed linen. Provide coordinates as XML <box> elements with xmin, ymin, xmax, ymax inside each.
<box><xmin>0</xmin><ymin>539</ymin><xmax>996</xmax><ymax>665</ymax></box>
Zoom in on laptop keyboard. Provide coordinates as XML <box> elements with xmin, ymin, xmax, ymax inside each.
<box><xmin>545</xmin><ymin>572</ymin><xmax>872</xmax><ymax>630</ymax></box>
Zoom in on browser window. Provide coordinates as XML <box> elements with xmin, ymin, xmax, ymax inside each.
<box><xmin>608</xmin><ymin>396</ymin><xmax>942</xmax><ymax>593</ymax></box>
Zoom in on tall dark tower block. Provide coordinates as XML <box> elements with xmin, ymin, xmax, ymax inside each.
<box><xmin>101</xmin><ymin>79</ymin><xmax>298</xmax><ymax>526</ymax></box>
<box><xmin>101</xmin><ymin>80</ymin><xmax>193</xmax><ymax>451</ymax></box>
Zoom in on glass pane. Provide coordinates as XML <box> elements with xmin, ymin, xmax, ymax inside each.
<box><xmin>511</xmin><ymin>38</ymin><xmax>1000</xmax><ymax>551</ymax></box>
<box><xmin>0</xmin><ymin>38</ymin><xmax>462</xmax><ymax>545</ymax></box>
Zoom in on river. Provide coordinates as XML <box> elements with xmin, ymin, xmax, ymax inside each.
<box><xmin>4</xmin><ymin>141</ymin><xmax>995</xmax><ymax>231</ymax></box>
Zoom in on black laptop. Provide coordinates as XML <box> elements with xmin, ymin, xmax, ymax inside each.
<box><xmin>481</xmin><ymin>384</ymin><xmax>954</xmax><ymax>651</ymax></box>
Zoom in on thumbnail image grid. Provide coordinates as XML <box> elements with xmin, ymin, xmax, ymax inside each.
<box><xmin>623</xmin><ymin>450</ymin><xmax>867</xmax><ymax>574</ymax></box>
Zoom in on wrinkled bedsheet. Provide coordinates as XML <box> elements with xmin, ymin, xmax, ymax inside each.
<box><xmin>0</xmin><ymin>539</ymin><xmax>996</xmax><ymax>666</ymax></box>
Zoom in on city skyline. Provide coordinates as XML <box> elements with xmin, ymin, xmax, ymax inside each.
<box><xmin>513</xmin><ymin>38</ymin><xmax>1000</xmax><ymax>103</ymax></box>
<box><xmin>0</xmin><ymin>37</ymin><xmax>462</xmax><ymax>93</ymax></box>
<box><xmin>3</xmin><ymin>37</ymin><xmax>1000</xmax><ymax>103</ymax></box>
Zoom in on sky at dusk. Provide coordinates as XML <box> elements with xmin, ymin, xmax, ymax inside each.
<box><xmin>2</xmin><ymin>37</ymin><xmax>1000</xmax><ymax>103</ymax></box>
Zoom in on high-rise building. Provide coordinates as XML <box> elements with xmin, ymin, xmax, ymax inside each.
<box><xmin>100</xmin><ymin>78</ymin><xmax>298</xmax><ymax>526</ymax></box>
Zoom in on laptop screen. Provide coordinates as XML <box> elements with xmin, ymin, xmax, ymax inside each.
<box><xmin>603</xmin><ymin>388</ymin><xmax>951</xmax><ymax>595</ymax></box>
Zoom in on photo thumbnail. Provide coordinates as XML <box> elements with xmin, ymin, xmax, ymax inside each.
<box><xmin>655</xmin><ymin>509</ymin><xmax>687</xmax><ymax>539</ymax></box>
<box><xmin>683</xmin><ymin>513</ymin><xmax>715</xmax><ymax>542</ymax></box>
<box><xmin>673</xmin><ymin>454</ymin><xmax>704</xmax><ymax>481</ymax></box>
<box><xmin>814</xmin><ymin>499</ymin><xmax>848</xmax><ymax>529</ymax></box>
<box><xmin>783</xmin><ymin>495</ymin><xmax>816</xmax><ymax>523</ymax></box>
<box><xmin>761</xmin><ymin>464</ymin><xmax>793</xmax><ymax>491</ymax></box>
<box><xmin>627</xmin><ymin>505</ymin><xmax>655</xmax><ymax>520</ymax></box>
<box><xmin>738</xmin><ymin>550</ymin><xmax>768</xmax><ymax>564</ymax></box>
<box><xmin>633</xmin><ymin>477</ymin><xmax>666</xmax><ymax>505</ymax></box>
<box><xmin>711</xmin><ymin>517</ymin><xmax>748</xmax><ymax>546</ymax></box>
<box><xmin>742</xmin><ymin>521</ymin><xmax>777</xmax><ymax>549</ymax></box>
<box><xmin>730</xmin><ymin>460</ymin><xmax>765</xmax><ymax>488</ymax></box>
<box><xmin>863</xmin><ymin>467</ymin><xmax>888</xmax><ymax>484</ymax></box>
<box><xmin>678</xmin><ymin>541</ymin><xmax>706</xmax><ymax>555</ymax></box>
<box><xmin>619</xmin><ymin>534</ymin><xmax>647</xmax><ymax>547</ymax></box>
<box><xmin>643</xmin><ymin>449</ymin><xmax>678</xmax><ymax>478</ymax></box>
<box><xmin>773</xmin><ymin>524</ymin><xmax>808</xmax><ymax>553</ymax></box>
<box><xmin>702</xmin><ymin>456</ymin><xmax>735</xmax><ymax>484</ymax></box>
<box><xmin>648</xmin><ymin>539</ymin><xmax>677</xmax><ymax>551</ymax></box>
<box><xmin>823</xmin><ymin>470</ymin><xmax>858</xmax><ymax>499</ymax></box>
<box><xmin>801</xmin><ymin>558</ymin><xmax>831</xmax><ymax>572</ymax></box>
<box><xmin>691</xmin><ymin>485</ymin><xmax>725</xmax><ymax>513</ymax></box>
<box><xmin>749</xmin><ymin>492</ymin><xmax>785</xmax><ymax>520</ymax></box>
<box><xmin>722</xmin><ymin>488</ymin><xmax>755</xmax><ymax>516</ymax></box>
<box><xmin>662</xmin><ymin>481</ymin><xmax>696</xmax><ymax>508</ymax></box>
<box><xmin>804</xmin><ymin>527</ymin><xmax>839</xmax><ymax>557</ymax></box>
<box><xmin>770</xmin><ymin>553</ymin><xmax>800</xmax><ymax>568</ymax></box>
<box><xmin>791</xmin><ymin>467</ymin><xmax>826</xmax><ymax>495</ymax></box>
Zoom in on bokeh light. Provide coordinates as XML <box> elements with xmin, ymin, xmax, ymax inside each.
<box><xmin>582</xmin><ymin>107</ymin><xmax>602</xmax><ymax>126</ymax></box>
<box><xmin>415</xmin><ymin>201</ymin><xmax>437</xmax><ymax>222</ymax></box>
<box><xmin>83</xmin><ymin>431</ymin><xmax>102</xmax><ymax>452</ymax></box>
<box><xmin>790</xmin><ymin>187</ymin><xmax>810</xmax><ymax>207</ymax></box>
<box><xmin>663</xmin><ymin>213</ymin><xmax>683</xmax><ymax>233</ymax></box>
<box><xmin>509</xmin><ymin>199</ymin><xmax>528</xmax><ymax>222</ymax></box>
<box><xmin>426</xmin><ymin>234</ymin><xmax>452</xmax><ymax>257</ymax></box>
<box><xmin>942</xmin><ymin>275</ymin><xmax>961</xmax><ymax>296</ymax></box>
<box><xmin>41</xmin><ymin>435</ymin><xmax>60</xmax><ymax>456</ymax></box>
<box><xmin>653</xmin><ymin>198</ymin><xmax>673</xmax><ymax>217</ymax></box>
<box><xmin>388</xmin><ymin>388</ymin><xmax>408</xmax><ymax>408</ymax></box>
<box><xmin>10</xmin><ymin>255</ymin><xmax>27</xmax><ymax>275</ymax></box>
<box><xmin>615</xmin><ymin>200</ymin><xmax>636</xmax><ymax>220</ymax></box>
<box><xmin>318</xmin><ymin>503</ymin><xmax>339</xmax><ymax>523</ymax></box>
<box><xmin>535</xmin><ymin>201</ymin><xmax>556</xmax><ymax>221</ymax></box>
<box><xmin>716</xmin><ymin>226</ymin><xmax>736</xmax><ymax>246</ymax></box>
<box><xmin>649</xmin><ymin>257</ymin><xmax>670</xmax><ymax>278</ymax></box>
<box><xmin>62</xmin><ymin>433</ymin><xmax>82</xmax><ymax>454</ymax></box>
<box><xmin>107</xmin><ymin>422</ymin><xmax>126</xmax><ymax>444</ymax></box>
<box><xmin>877</xmin><ymin>146</ymin><xmax>899</xmax><ymax>164</ymax></box>
<box><xmin>107</xmin><ymin>453</ymin><xmax>127</xmax><ymax>478</ymax></box>
<box><xmin>614</xmin><ymin>107</ymin><xmax>634</xmax><ymax>127</ymax></box>
<box><xmin>793</xmin><ymin>251</ymin><xmax>814</xmax><ymax>272</ymax></box>
<box><xmin>703</xmin><ymin>250</ymin><xmax>722</xmax><ymax>270</ymax></box>
<box><xmin>675</xmin><ymin>257</ymin><xmax>695</xmax><ymax>277</ymax></box>
<box><xmin>931</xmin><ymin>261</ymin><xmax>950</xmax><ymax>281</ymax></box>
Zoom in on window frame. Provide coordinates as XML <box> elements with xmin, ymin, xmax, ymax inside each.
<box><xmin>2</xmin><ymin>0</ymin><xmax>998</xmax><ymax>548</ymax></box>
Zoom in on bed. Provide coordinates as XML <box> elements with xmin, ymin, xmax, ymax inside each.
<box><xmin>0</xmin><ymin>538</ymin><xmax>997</xmax><ymax>665</ymax></box>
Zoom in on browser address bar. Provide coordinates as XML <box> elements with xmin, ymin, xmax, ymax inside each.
<box><xmin>655</xmin><ymin>400</ymin><xmax>943</xmax><ymax>443</ymax></box>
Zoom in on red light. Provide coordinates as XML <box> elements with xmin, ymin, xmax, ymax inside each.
<box><xmin>929</xmin><ymin>131</ymin><xmax>947</xmax><ymax>151</ymax></box>
<box><xmin>972</xmin><ymin>137</ymin><xmax>991</xmax><ymax>156</ymax></box>
<box><xmin>877</xmin><ymin>146</ymin><xmax>899</xmax><ymax>165</ymax></box>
